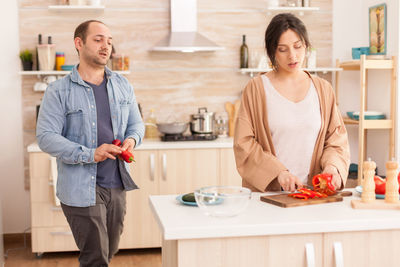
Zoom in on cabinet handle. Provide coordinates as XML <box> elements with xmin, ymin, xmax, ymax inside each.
<box><xmin>333</xmin><ymin>242</ymin><xmax>344</xmax><ymax>267</ymax></box>
<box><xmin>50</xmin><ymin>231</ymin><xmax>72</xmax><ymax>236</ymax></box>
<box><xmin>162</xmin><ymin>153</ymin><xmax>167</xmax><ymax>181</ymax></box>
<box><xmin>150</xmin><ymin>153</ymin><xmax>155</xmax><ymax>181</ymax></box>
<box><xmin>305</xmin><ymin>243</ymin><xmax>315</xmax><ymax>267</ymax></box>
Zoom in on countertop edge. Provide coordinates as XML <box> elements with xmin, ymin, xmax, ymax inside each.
<box><xmin>27</xmin><ymin>138</ymin><xmax>234</xmax><ymax>152</ymax></box>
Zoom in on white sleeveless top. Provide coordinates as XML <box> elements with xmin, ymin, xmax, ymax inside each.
<box><xmin>262</xmin><ymin>75</ymin><xmax>321</xmax><ymax>184</ymax></box>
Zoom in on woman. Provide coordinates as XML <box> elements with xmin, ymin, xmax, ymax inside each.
<box><xmin>234</xmin><ymin>13</ymin><xmax>350</xmax><ymax>192</ymax></box>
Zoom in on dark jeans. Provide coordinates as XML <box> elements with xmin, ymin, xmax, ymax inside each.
<box><xmin>61</xmin><ymin>186</ymin><xmax>127</xmax><ymax>267</ymax></box>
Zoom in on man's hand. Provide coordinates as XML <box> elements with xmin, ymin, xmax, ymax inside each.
<box><xmin>121</xmin><ymin>138</ymin><xmax>136</xmax><ymax>153</ymax></box>
<box><xmin>277</xmin><ymin>170</ymin><xmax>303</xmax><ymax>192</ymax></box>
<box><xmin>94</xmin><ymin>143</ymin><xmax>123</xmax><ymax>163</ymax></box>
<box><xmin>323</xmin><ymin>165</ymin><xmax>342</xmax><ymax>189</ymax></box>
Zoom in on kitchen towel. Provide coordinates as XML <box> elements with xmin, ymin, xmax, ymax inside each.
<box><xmin>50</xmin><ymin>156</ymin><xmax>61</xmax><ymax>206</ymax></box>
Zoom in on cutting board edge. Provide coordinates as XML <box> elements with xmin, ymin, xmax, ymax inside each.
<box><xmin>260</xmin><ymin>194</ymin><xmax>344</xmax><ymax>208</ymax></box>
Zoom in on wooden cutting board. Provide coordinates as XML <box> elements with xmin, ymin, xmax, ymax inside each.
<box><xmin>260</xmin><ymin>191</ymin><xmax>352</xmax><ymax>208</ymax></box>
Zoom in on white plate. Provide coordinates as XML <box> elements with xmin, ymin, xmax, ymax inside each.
<box><xmin>355</xmin><ymin>185</ymin><xmax>386</xmax><ymax>199</ymax></box>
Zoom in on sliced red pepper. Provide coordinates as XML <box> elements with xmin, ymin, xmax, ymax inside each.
<box><xmin>312</xmin><ymin>173</ymin><xmax>336</xmax><ymax>196</ymax></box>
<box><xmin>121</xmin><ymin>150</ymin><xmax>135</xmax><ymax>163</ymax></box>
<box><xmin>288</xmin><ymin>193</ymin><xmax>309</xmax><ymax>200</ymax></box>
<box><xmin>112</xmin><ymin>139</ymin><xmax>122</xmax><ymax>146</ymax></box>
<box><xmin>312</xmin><ymin>191</ymin><xmax>328</xmax><ymax>198</ymax></box>
<box><xmin>298</xmin><ymin>188</ymin><xmax>318</xmax><ymax>198</ymax></box>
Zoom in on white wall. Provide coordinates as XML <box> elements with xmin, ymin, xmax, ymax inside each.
<box><xmin>0</xmin><ymin>2</ymin><xmax>30</xmax><ymax>233</ymax></box>
<box><xmin>333</xmin><ymin>0</ymin><xmax>399</xmax><ymax>176</ymax></box>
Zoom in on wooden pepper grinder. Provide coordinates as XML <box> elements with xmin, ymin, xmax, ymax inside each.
<box><xmin>385</xmin><ymin>160</ymin><xmax>399</xmax><ymax>203</ymax></box>
<box><xmin>361</xmin><ymin>159</ymin><xmax>376</xmax><ymax>203</ymax></box>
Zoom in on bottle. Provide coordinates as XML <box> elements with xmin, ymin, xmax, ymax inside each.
<box><xmin>145</xmin><ymin>109</ymin><xmax>159</xmax><ymax>139</ymax></box>
<box><xmin>48</xmin><ymin>36</ymin><xmax>52</xmax><ymax>44</ymax></box>
<box><xmin>36</xmin><ymin>34</ymin><xmax>42</xmax><ymax>70</ymax></box>
<box><xmin>55</xmin><ymin>52</ymin><xmax>65</xmax><ymax>71</ymax></box>
<box><xmin>240</xmin><ymin>35</ymin><xmax>248</xmax><ymax>69</ymax></box>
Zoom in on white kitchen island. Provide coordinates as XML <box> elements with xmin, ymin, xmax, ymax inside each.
<box><xmin>149</xmin><ymin>192</ymin><xmax>400</xmax><ymax>267</ymax></box>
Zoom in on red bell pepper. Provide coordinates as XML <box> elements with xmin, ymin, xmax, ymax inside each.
<box><xmin>374</xmin><ymin>175</ymin><xmax>386</xmax><ymax>195</ymax></box>
<box><xmin>288</xmin><ymin>193</ymin><xmax>309</xmax><ymax>200</ymax></box>
<box><xmin>298</xmin><ymin>188</ymin><xmax>318</xmax><ymax>198</ymax></box>
<box><xmin>112</xmin><ymin>139</ymin><xmax>122</xmax><ymax>146</ymax></box>
<box><xmin>121</xmin><ymin>150</ymin><xmax>135</xmax><ymax>163</ymax></box>
<box><xmin>312</xmin><ymin>173</ymin><xmax>336</xmax><ymax>196</ymax></box>
<box><xmin>298</xmin><ymin>188</ymin><xmax>328</xmax><ymax>198</ymax></box>
<box><xmin>112</xmin><ymin>139</ymin><xmax>135</xmax><ymax>163</ymax></box>
<box><xmin>398</xmin><ymin>172</ymin><xmax>400</xmax><ymax>193</ymax></box>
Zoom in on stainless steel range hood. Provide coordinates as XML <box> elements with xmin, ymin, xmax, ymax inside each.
<box><xmin>151</xmin><ymin>0</ymin><xmax>224</xmax><ymax>53</ymax></box>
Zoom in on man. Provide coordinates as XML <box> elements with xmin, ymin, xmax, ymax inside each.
<box><xmin>36</xmin><ymin>20</ymin><xmax>144</xmax><ymax>266</ymax></box>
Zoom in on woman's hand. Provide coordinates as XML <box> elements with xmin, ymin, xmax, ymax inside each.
<box><xmin>277</xmin><ymin>170</ymin><xmax>303</xmax><ymax>192</ymax></box>
<box><xmin>323</xmin><ymin>165</ymin><xmax>342</xmax><ymax>189</ymax></box>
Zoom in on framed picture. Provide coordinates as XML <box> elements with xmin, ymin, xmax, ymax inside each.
<box><xmin>369</xmin><ymin>3</ymin><xmax>387</xmax><ymax>55</ymax></box>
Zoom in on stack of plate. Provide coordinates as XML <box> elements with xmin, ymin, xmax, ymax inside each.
<box><xmin>346</xmin><ymin>111</ymin><xmax>385</xmax><ymax>120</ymax></box>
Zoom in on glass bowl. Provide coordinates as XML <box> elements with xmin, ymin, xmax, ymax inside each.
<box><xmin>194</xmin><ymin>186</ymin><xmax>251</xmax><ymax>217</ymax></box>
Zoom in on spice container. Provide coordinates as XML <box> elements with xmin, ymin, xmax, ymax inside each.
<box><xmin>112</xmin><ymin>54</ymin><xmax>129</xmax><ymax>71</ymax></box>
<box><xmin>55</xmin><ymin>52</ymin><xmax>65</xmax><ymax>71</ymax></box>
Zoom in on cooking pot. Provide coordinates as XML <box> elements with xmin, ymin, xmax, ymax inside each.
<box><xmin>190</xmin><ymin>107</ymin><xmax>215</xmax><ymax>134</ymax></box>
<box><xmin>156</xmin><ymin>122</ymin><xmax>188</xmax><ymax>135</ymax></box>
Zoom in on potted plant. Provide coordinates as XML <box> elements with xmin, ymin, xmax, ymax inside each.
<box><xmin>19</xmin><ymin>49</ymin><xmax>33</xmax><ymax>71</ymax></box>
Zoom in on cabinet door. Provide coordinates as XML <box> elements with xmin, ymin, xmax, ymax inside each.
<box><xmin>159</xmin><ymin>149</ymin><xmax>219</xmax><ymax>194</ymax></box>
<box><xmin>119</xmin><ymin>150</ymin><xmax>161</xmax><ymax>248</ymax></box>
<box><xmin>324</xmin><ymin>230</ymin><xmax>400</xmax><ymax>267</ymax></box>
<box><xmin>267</xmin><ymin>233</ymin><xmax>323</xmax><ymax>267</ymax></box>
<box><xmin>219</xmin><ymin>148</ymin><xmax>242</xmax><ymax>186</ymax></box>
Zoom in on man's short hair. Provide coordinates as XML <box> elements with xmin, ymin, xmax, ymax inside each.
<box><xmin>74</xmin><ymin>20</ymin><xmax>105</xmax><ymax>43</ymax></box>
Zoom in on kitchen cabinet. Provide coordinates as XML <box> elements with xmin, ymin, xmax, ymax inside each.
<box><xmin>29</xmin><ymin>152</ymin><xmax>77</xmax><ymax>254</ymax></box>
<box><xmin>29</xmin><ymin>143</ymin><xmax>241</xmax><ymax>253</ymax></box>
<box><xmin>150</xmin><ymin>193</ymin><xmax>400</xmax><ymax>267</ymax></box>
<box><xmin>335</xmin><ymin>55</ymin><xmax>397</xmax><ymax>184</ymax></box>
<box><xmin>119</xmin><ymin>148</ymin><xmax>219</xmax><ymax>248</ymax></box>
<box><xmin>163</xmin><ymin>233</ymin><xmax>323</xmax><ymax>267</ymax></box>
<box><xmin>219</xmin><ymin>148</ymin><xmax>242</xmax><ymax>186</ymax></box>
<box><xmin>323</xmin><ymin>230</ymin><xmax>400</xmax><ymax>267</ymax></box>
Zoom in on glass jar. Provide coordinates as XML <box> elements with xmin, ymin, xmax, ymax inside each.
<box><xmin>214</xmin><ymin>113</ymin><xmax>229</xmax><ymax>137</ymax></box>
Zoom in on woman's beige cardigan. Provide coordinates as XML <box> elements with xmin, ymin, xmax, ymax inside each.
<box><xmin>233</xmin><ymin>72</ymin><xmax>350</xmax><ymax>192</ymax></box>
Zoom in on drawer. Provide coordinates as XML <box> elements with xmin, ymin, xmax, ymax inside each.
<box><xmin>29</xmin><ymin>152</ymin><xmax>51</xmax><ymax>179</ymax></box>
<box><xmin>31</xmin><ymin>226</ymin><xmax>78</xmax><ymax>253</ymax></box>
<box><xmin>30</xmin><ymin>177</ymin><xmax>55</xmax><ymax>203</ymax></box>
<box><xmin>31</xmin><ymin>202</ymin><xmax>68</xmax><ymax>227</ymax></box>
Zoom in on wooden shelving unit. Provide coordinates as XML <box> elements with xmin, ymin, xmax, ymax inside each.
<box><xmin>335</xmin><ymin>55</ymin><xmax>397</xmax><ymax>184</ymax></box>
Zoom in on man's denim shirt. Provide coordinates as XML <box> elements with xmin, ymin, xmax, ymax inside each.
<box><xmin>36</xmin><ymin>65</ymin><xmax>145</xmax><ymax>207</ymax></box>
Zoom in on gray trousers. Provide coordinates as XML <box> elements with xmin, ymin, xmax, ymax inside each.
<box><xmin>61</xmin><ymin>186</ymin><xmax>127</xmax><ymax>267</ymax></box>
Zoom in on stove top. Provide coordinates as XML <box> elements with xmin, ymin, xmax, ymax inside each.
<box><xmin>161</xmin><ymin>134</ymin><xmax>218</xmax><ymax>142</ymax></box>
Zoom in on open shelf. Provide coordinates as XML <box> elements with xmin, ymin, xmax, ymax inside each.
<box><xmin>339</xmin><ymin>59</ymin><xmax>394</xmax><ymax>70</ymax></box>
<box><xmin>240</xmin><ymin>67</ymin><xmax>342</xmax><ymax>76</ymax></box>
<box><xmin>343</xmin><ymin>117</ymin><xmax>393</xmax><ymax>129</ymax></box>
<box><xmin>267</xmin><ymin>6</ymin><xmax>320</xmax><ymax>12</ymax></box>
<box><xmin>267</xmin><ymin>6</ymin><xmax>319</xmax><ymax>15</ymax></box>
<box><xmin>48</xmin><ymin>5</ymin><xmax>105</xmax><ymax>11</ymax></box>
